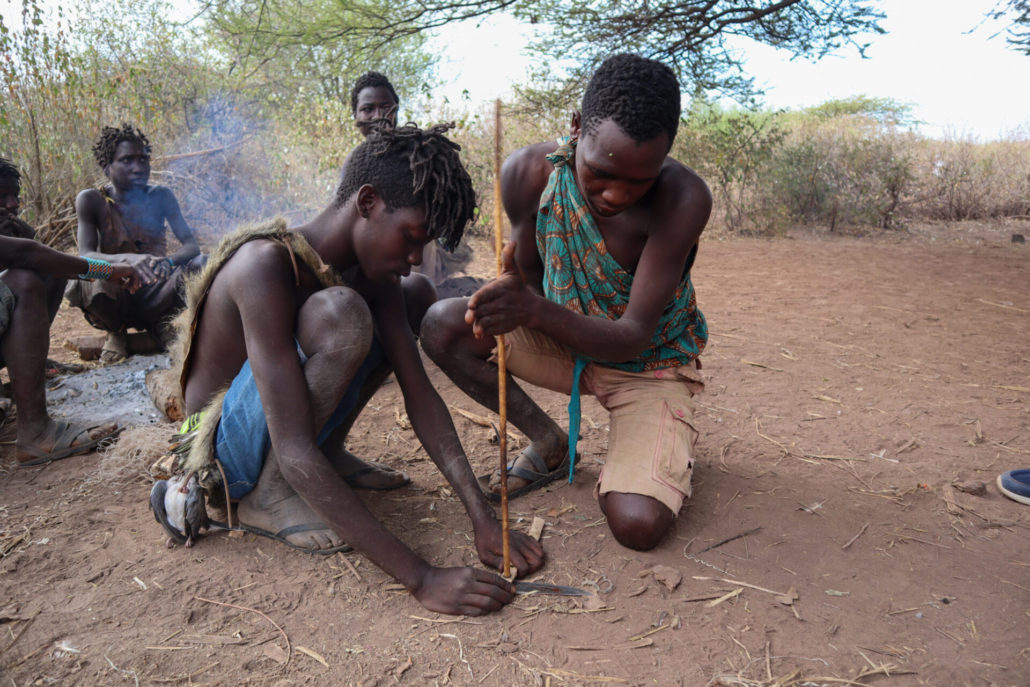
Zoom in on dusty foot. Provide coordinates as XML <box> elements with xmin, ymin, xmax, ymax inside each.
<box><xmin>16</xmin><ymin>419</ymin><xmax>120</xmax><ymax>465</ymax></box>
<box><xmin>485</xmin><ymin>437</ymin><xmax>568</xmax><ymax>496</ymax></box>
<box><xmin>326</xmin><ymin>446</ymin><xmax>410</xmax><ymax>490</ymax></box>
<box><xmin>236</xmin><ymin>489</ymin><xmax>347</xmax><ymax>553</ymax></box>
<box><xmin>100</xmin><ymin>331</ymin><xmax>128</xmax><ymax>364</ymax></box>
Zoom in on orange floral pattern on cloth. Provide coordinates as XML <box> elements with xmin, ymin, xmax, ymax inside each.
<box><xmin>535</xmin><ymin>136</ymin><xmax>707</xmax><ymax>372</ymax></box>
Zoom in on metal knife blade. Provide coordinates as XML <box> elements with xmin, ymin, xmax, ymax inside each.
<box><xmin>515</xmin><ymin>581</ymin><xmax>591</xmax><ymax>596</ymax></box>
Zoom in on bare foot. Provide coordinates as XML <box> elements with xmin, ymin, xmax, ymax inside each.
<box><xmin>16</xmin><ymin>419</ymin><xmax>120</xmax><ymax>465</ymax></box>
<box><xmin>236</xmin><ymin>483</ymin><xmax>349</xmax><ymax>553</ymax></box>
<box><xmin>324</xmin><ymin>445</ymin><xmax>410</xmax><ymax>490</ymax></box>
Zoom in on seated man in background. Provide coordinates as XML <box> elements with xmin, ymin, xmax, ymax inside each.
<box><xmin>171</xmin><ymin>123</ymin><xmax>542</xmax><ymax>614</ymax></box>
<box><xmin>422</xmin><ymin>54</ymin><xmax>710</xmax><ymax>552</ymax></box>
<box><xmin>1</xmin><ymin>155</ymin><xmax>140</xmax><ymax>464</ymax></box>
<box><xmin>67</xmin><ymin>124</ymin><xmax>206</xmax><ymax>363</ymax></box>
<box><xmin>349</xmin><ymin>71</ymin><xmax>458</xmax><ymax>287</ymax></box>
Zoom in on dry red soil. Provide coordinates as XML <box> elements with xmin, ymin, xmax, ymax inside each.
<box><xmin>2</xmin><ymin>222</ymin><xmax>1028</xmax><ymax>686</ymax></box>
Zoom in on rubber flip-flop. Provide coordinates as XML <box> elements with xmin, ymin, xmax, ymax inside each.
<box><xmin>45</xmin><ymin>359</ymin><xmax>86</xmax><ymax>378</ymax></box>
<box><xmin>17</xmin><ymin>421</ymin><xmax>122</xmax><ymax>466</ymax></box>
<box><xmin>480</xmin><ymin>445</ymin><xmax>571</xmax><ymax>503</ymax></box>
<box><xmin>237</xmin><ymin>522</ymin><xmax>353</xmax><ymax>555</ymax></box>
<box><xmin>343</xmin><ymin>461</ymin><xmax>411</xmax><ymax>491</ymax></box>
<box><xmin>100</xmin><ymin>332</ymin><xmax>128</xmax><ymax>365</ymax></box>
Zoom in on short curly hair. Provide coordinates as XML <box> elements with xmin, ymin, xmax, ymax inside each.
<box><xmin>0</xmin><ymin>156</ymin><xmax>20</xmax><ymax>185</ymax></box>
<box><xmin>336</xmin><ymin>122</ymin><xmax>475</xmax><ymax>252</ymax></box>
<box><xmin>92</xmin><ymin>123</ymin><xmax>151</xmax><ymax>169</ymax></box>
<box><xmin>350</xmin><ymin>71</ymin><xmax>400</xmax><ymax>116</ymax></box>
<box><xmin>581</xmin><ymin>54</ymin><xmax>681</xmax><ymax>148</ymax></box>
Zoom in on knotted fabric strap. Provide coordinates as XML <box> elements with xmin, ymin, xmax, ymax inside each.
<box><xmin>566</xmin><ymin>356</ymin><xmax>588</xmax><ymax>483</ymax></box>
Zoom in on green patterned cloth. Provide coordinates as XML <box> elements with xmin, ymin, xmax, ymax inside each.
<box><xmin>536</xmin><ymin>136</ymin><xmax>707</xmax><ymax>371</ymax></box>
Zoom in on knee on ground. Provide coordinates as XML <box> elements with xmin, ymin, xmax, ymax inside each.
<box><xmin>601</xmin><ymin>492</ymin><xmax>675</xmax><ymax>551</ymax></box>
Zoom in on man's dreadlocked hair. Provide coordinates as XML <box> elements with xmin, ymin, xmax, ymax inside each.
<box><xmin>335</xmin><ymin>122</ymin><xmax>476</xmax><ymax>253</ymax></box>
<box><xmin>0</xmin><ymin>156</ymin><xmax>20</xmax><ymax>184</ymax></box>
<box><xmin>350</xmin><ymin>71</ymin><xmax>400</xmax><ymax>116</ymax></box>
<box><xmin>92</xmin><ymin>123</ymin><xmax>151</xmax><ymax>169</ymax></box>
<box><xmin>581</xmin><ymin>54</ymin><xmax>681</xmax><ymax>149</ymax></box>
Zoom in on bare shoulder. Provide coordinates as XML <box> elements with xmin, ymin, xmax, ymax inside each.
<box><xmin>147</xmin><ymin>184</ymin><xmax>181</xmax><ymax>208</ymax></box>
<box><xmin>75</xmin><ymin>188</ymin><xmax>105</xmax><ymax>213</ymax></box>
<box><xmin>219</xmin><ymin>239</ymin><xmax>295</xmax><ymax>295</ymax></box>
<box><xmin>501</xmin><ymin>141</ymin><xmax>559</xmax><ymax>209</ymax></box>
<box><xmin>655</xmin><ymin>158</ymin><xmax>712</xmax><ymax>217</ymax></box>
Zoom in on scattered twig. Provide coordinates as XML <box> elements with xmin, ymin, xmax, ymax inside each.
<box><xmin>706</xmin><ymin>588</ymin><xmax>743</xmax><ymax>608</ymax></box>
<box><xmin>338</xmin><ymin>553</ymin><xmax>362</xmax><ymax>582</ymax></box>
<box><xmin>628</xmin><ymin>623</ymin><xmax>669</xmax><ymax>641</ymax></box>
<box><xmin>297</xmin><ymin>645</ymin><xmax>329</xmax><ymax>667</ymax></box>
<box><xmin>693</xmin><ymin>576</ymin><xmax>789</xmax><ymax>598</ymax></box>
<box><xmin>2</xmin><ymin>613</ymin><xmax>36</xmax><ymax>652</ymax></box>
<box><xmin>975</xmin><ymin>298</ymin><xmax>1030</xmax><ymax>314</ymax></box>
<box><xmin>442</xmin><ymin>633</ymin><xmax>474</xmax><ymax>680</ymax></box>
<box><xmin>693</xmin><ymin>527</ymin><xmax>763</xmax><ymax>555</ymax></box>
<box><xmin>193</xmin><ymin>596</ymin><xmax>290</xmax><ymax>666</ymax></box>
<box><xmin>741</xmin><ymin>359</ymin><xmax>784</xmax><ymax>372</ymax></box>
<box><xmin>841</xmin><ymin>523</ymin><xmax>870</xmax><ymax>550</ymax></box>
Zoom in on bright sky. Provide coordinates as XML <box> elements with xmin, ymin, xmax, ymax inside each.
<box><xmin>430</xmin><ymin>0</ymin><xmax>1030</xmax><ymax>140</ymax></box>
<box><xmin>4</xmin><ymin>0</ymin><xmax>1029</xmax><ymax>140</ymax></box>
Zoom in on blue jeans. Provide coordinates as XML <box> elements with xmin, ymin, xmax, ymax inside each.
<box><xmin>214</xmin><ymin>339</ymin><xmax>386</xmax><ymax>499</ymax></box>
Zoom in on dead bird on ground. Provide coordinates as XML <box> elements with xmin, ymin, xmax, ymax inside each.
<box><xmin>149</xmin><ymin>472</ymin><xmax>210</xmax><ymax>547</ymax></box>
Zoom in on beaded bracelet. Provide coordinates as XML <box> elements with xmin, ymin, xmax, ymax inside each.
<box><xmin>78</xmin><ymin>257</ymin><xmax>115</xmax><ymax>281</ymax></box>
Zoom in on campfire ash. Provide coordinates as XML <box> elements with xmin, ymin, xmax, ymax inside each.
<box><xmin>46</xmin><ymin>355</ymin><xmax>171</xmax><ymax>428</ymax></box>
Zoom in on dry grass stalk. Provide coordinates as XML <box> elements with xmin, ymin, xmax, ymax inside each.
<box><xmin>1</xmin><ymin>613</ymin><xmax>36</xmax><ymax>653</ymax></box>
<box><xmin>296</xmin><ymin>645</ymin><xmax>329</xmax><ymax>667</ymax></box>
<box><xmin>706</xmin><ymin>661</ymin><xmax>915</xmax><ymax>686</ymax></box>
<box><xmin>706</xmin><ymin>587</ymin><xmax>744</xmax><ymax>608</ymax></box>
<box><xmin>193</xmin><ymin>596</ymin><xmax>291</xmax><ymax>666</ymax></box>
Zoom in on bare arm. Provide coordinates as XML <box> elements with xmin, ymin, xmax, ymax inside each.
<box><xmin>373</xmin><ymin>283</ymin><xmax>545</xmax><ymax>576</ymax></box>
<box><xmin>501</xmin><ymin>143</ymin><xmax>553</xmax><ymax>295</ymax></box>
<box><xmin>0</xmin><ymin>234</ymin><xmax>139</xmax><ymax>287</ymax></box>
<box><xmin>158</xmin><ymin>186</ymin><xmax>201</xmax><ymax>266</ymax></box>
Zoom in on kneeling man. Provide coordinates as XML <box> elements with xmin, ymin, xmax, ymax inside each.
<box><xmin>422</xmin><ymin>55</ymin><xmax>710</xmax><ymax>552</ymax></box>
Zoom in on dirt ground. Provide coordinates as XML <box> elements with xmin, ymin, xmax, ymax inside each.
<box><xmin>1</xmin><ymin>221</ymin><xmax>1028</xmax><ymax>687</ymax></box>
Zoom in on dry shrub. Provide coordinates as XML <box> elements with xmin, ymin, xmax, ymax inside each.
<box><xmin>768</xmin><ymin>116</ymin><xmax>918</xmax><ymax>231</ymax></box>
<box><xmin>438</xmin><ymin>100</ymin><xmax>554</xmax><ymax>239</ymax></box>
<box><xmin>910</xmin><ymin>132</ymin><xmax>1030</xmax><ymax>221</ymax></box>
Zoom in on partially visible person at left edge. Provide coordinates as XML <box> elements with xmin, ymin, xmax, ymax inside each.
<box><xmin>1</xmin><ymin>155</ymin><xmax>141</xmax><ymax>464</ymax></box>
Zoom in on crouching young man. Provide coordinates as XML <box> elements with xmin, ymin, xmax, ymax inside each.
<box><xmin>422</xmin><ymin>54</ymin><xmax>710</xmax><ymax>552</ymax></box>
<box><xmin>174</xmin><ymin>124</ymin><xmax>543</xmax><ymax>615</ymax></box>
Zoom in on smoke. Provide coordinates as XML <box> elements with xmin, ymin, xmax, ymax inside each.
<box><xmin>152</xmin><ymin>91</ymin><xmax>352</xmax><ymax>245</ymax></box>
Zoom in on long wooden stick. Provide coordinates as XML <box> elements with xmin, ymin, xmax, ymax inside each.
<box><xmin>493</xmin><ymin>98</ymin><xmax>511</xmax><ymax>579</ymax></box>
